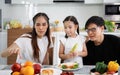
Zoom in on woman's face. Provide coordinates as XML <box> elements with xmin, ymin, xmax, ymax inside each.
<box><xmin>64</xmin><ymin>21</ymin><xmax>78</xmax><ymax>37</ymax></box>
<box><xmin>86</xmin><ymin>23</ymin><xmax>104</xmax><ymax>41</ymax></box>
<box><xmin>34</xmin><ymin>16</ymin><xmax>48</xmax><ymax>38</ymax></box>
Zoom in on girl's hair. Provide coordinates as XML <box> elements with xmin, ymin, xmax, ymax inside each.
<box><xmin>29</xmin><ymin>12</ymin><xmax>50</xmax><ymax>63</ymax></box>
<box><xmin>85</xmin><ymin>16</ymin><xmax>105</xmax><ymax>29</ymax></box>
<box><xmin>63</xmin><ymin>16</ymin><xmax>79</xmax><ymax>38</ymax></box>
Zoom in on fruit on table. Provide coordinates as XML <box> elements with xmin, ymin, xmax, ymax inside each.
<box><xmin>95</xmin><ymin>61</ymin><xmax>107</xmax><ymax>74</ymax></box>
<box><xmin>24</xmin><ymin>61</ymin><xmax>33</xmax><ymax>67</ymax></box>
<box><xmin>12</xmin><ymin>71</ymin><xmax>20</xmax><ymax>75</ymax></box>
<box><xmin>11</xmin><ymin>63</ymin><xmax>21</xmax><ymax>72</ymax></box>
<box><xmin>11</xmin><ymin>61</ymin><xmax>41</xmax><ymax>75</ymax></box>
<box><xmin>21</xmin><ymin>66</ymin><xmax>34</xmax><ymax>75</ymax></box>
<box><xmin>107</xmin><ymin>60</ymin><xmax>119</xmax><ymax>72</ymax></box>
<box><xmin>70</xmin><ymin>43</ymin><xmax>78</xmax><ymax>53</ymax></box>
<box><xmin>33</xmin><ymin>63</ymin><xmax>41</xmax><ymax>74</ymax></box>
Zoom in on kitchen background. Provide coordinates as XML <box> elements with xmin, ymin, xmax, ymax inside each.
<box><xmin>0</xmin><ymin>0</ymin><xmax>120</xmax><ymax>65</ymax></box>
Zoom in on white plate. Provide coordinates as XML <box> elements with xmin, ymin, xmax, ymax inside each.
<box><xmin>61</xmin><ymin>67</ymin><xmax>80</xmax><ymax>71</ymax></box>
<box><xmin>41</xmin><ymin>68</ymin><xmax>62</xmax><ymax>75</ymax></box>
<box><xmin>58</xmin><ymin>62</ymin><xmax>81</xmax><ymax>71</ymax></box>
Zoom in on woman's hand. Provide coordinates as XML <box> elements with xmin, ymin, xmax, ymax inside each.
<box><xmin>1</xmin><ymin>43</ymin><xmax>20</xmax><ymax>57</ymax></box>
<box><xmin>8</xmin><ymin>45</ymin><xmax>20</xmax><ymax>55</ymax></box>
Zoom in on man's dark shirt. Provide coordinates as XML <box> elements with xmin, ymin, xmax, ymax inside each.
<box><xmin>83</xmin><ymin>34</ymin><xmax>120</xmax><ymax>65</ymax></box>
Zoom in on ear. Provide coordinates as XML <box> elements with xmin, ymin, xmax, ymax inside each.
<box><xmin>101</xmin><ymin>26</ymin><xmax>104</xmax><ymax>31</ymax></box>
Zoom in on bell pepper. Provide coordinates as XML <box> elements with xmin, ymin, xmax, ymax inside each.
<box><xmin>95</xmin><ymin>61</ymin><xmax>107</xmax><ymax>74</ymax></box>
<box><xmin>108</xmin><ymin>60</ymin><xmax>119</xmax><ymax>72</ymax></box>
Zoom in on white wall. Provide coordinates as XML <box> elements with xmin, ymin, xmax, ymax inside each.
<box><xmin>0</xmin><ymin>0</ymin><xmax>104</xmax><ymax>29</ymax></box>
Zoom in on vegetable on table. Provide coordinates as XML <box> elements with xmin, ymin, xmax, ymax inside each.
<box><xmin>95</xmin><ymin>61</ymin><xmax>107</xmax><ymax>74</ymax></box>
<box><xmin>107</xmin><ymin>60</ymin><xmax>119</xmax><ymax>72</ymax></box>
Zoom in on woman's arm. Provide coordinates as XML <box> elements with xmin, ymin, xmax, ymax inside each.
<box><xmin>1</xmin><ymin>43</ymin><xmax>20</xmax><ymax>57</ymax></box>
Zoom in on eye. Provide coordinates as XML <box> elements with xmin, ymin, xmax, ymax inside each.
<box><xmin>35</xmin><ymin>23</ymin><xmax>40</xmax><ymax>26</ymax></box>
<box><xmin>69</xmin><ymin>26</ymin><xmax>72</xmax><ymax>29</ymax></box>
<box><xmin>91</xmin><ymin>28</ymin><xmax>97</xmax><ymax>32</ymax></box>
<box><xmin>42</xmin><ymin>23</ymin><xmax>47</xmax><ymax>26</ymax></box>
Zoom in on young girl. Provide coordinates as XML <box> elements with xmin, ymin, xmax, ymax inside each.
<box><xmin>59</xmin><ymin>16</ymin><xmax>87</xmax><ymax>68</ymax></box>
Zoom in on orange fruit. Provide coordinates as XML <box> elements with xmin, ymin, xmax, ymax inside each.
<box><xmin>20</xmin><ymin>67</ymin><xmax>26</xmax><ymax>74</ymax></box>
<box><xmin>12</xmin><ymin>71</ymin><xmax>20</xmax><ymax>75</ymax></box>
<box><xmin>24</xmin><ymin>61</ymin><xmax>33</xmax><ymax>67</ymax></box>
<box><xmin>20</xmin><ymin>66</ymin><xmax>34</xmax><ymax>75</ymax></box>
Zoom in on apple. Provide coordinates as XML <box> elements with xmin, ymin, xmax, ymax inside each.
<box><xmin>33</xmin><ymin>63</ymin><xmax>41</xmax><ymax>74</ymax></box>
<box><xmin>11</xmin><ymin>63</ymin><xmax>21</xmax><ymax>72</ymax></box>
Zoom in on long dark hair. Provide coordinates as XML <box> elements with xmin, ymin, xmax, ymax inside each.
<box><xmin>30</xmin><ymin>12</ymin><xmax>51</xmax><ymax>62</ymax></box>
<box><xmin>63</xmin><ymin>16</ymin><xmax>79</xmax><ymax>38</ymax></box>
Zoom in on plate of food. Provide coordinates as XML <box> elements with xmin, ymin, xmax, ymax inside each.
<box><xmin>41</xmin><ymin>68</ymin><xmax>62</xmax><ymax>75</ymax></box>
<box><xmin>58</xmin><ymin>62</ymin><xmax>80</xmax><ymax>71</ymax></box>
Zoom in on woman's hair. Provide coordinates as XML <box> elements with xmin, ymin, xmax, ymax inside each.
<box><xmin>85</xmin><ymin>16</ymin><xmax>105</xmax><ymax>29</ymax></box>
<box><xmin>63</xmin><ymin>16</ymin><xmax>79</xmax><ymax>38</ymax></box>
<box><xmin>30</xmin><ymin>12</ymin><xmax>51</xmax><ymax>63</ymax></box>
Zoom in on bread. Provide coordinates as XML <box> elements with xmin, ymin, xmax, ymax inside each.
<box><xmin>42</xmin><ymin>69</ymin><xmax>54</xmax><ymax>75</ymax></box>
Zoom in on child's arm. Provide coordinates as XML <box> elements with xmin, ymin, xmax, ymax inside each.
<box><xmin>73</xmin><ymin>42</ymin><xmax>88</xmax><ymax>57</ymax></box>
<box><xmin>59</xmin><ymin>41</ymin><xmax>73</xmax><ymax>60</ymax></box>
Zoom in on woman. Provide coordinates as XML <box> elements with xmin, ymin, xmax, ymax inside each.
<box><xmin>1</xmin><ymin>12</ymin><xmax>52</xmax><ymax>65</ymax></box>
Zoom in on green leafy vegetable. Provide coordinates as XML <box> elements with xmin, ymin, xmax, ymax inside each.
<box><xmin>72</xmin><ymin>63</ymin><xmax>79</xmax><ymax>69</ymax></box>
<box><xmin>62</xmin><ymin>65</ymin><xmax>67</xmax><ymax>69</ymax></box>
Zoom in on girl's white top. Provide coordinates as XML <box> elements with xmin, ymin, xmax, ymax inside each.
<box><xmin>15</xmin><ymin>34</ymin><xmax>52</xmax><ymax>64</ymax></box>
<box><xmin>60</xmin><ymin>35</ymin><xmax>86</xmax><ymax>68</ymax></box>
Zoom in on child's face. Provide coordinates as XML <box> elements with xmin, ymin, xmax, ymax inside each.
<box><xmin>64</xmin><ymin>21</ymin><xmax>78</xmax><ymax>37</ymax></box>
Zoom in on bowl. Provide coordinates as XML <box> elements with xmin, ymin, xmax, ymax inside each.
<box><xmin>90</xmin><ymin>68</ymin><xmax>118</xmax><ymax>75</ymax></box>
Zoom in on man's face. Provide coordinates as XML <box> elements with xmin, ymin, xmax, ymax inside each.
<box><xmin>86</xmin><ymin>23</ymin><xmax>104</xmax><ymax>41</ymax></box>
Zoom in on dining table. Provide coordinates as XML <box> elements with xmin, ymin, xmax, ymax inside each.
<box><xmin>0</xmin><ymin>65</ymin><xmax>119</xmax><ymax>75</ymax></box>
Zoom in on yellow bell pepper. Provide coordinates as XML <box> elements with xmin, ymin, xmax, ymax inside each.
<box><xmin>108</xmin><ymin>60</ymin><xmax>119</xmax><ymax>72</ymax></box>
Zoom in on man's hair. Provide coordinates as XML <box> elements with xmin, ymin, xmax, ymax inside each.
<box><xmin>85</xmin><ymin>16</ymin><xmax>105</xmax><ymax>29</ymax></box>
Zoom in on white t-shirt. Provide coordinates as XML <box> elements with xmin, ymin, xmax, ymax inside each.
<box><xmin>60</xmin><ymin>35</ymin><xmax>85</xmax><ymax>68</ymax></box>
<box><xmin>14</xmin><ymin>34</ymin><xmax>51</xmax><ymax>64</ymax></box>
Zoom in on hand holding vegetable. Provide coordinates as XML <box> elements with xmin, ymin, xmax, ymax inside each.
<box><xmin>70</xmin><ymin>43</ymin><xmax>78</xmax><ymax>53</ymax></box>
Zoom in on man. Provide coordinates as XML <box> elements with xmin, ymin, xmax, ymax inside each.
<box><xmin>83</xmin><ymin>16</ymin><xmax>120</xmax><ymax>65</ymax></box>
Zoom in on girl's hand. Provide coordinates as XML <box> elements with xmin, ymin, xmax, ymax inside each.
<box><xmin>66</xmin><ymin>52</ymin><xmax>74</xmax><ymax>59</ymax></box>
<box><xmin>72</xmin><ymin>51</ymin><xmax>78</xmax><ymax>57</ymax></box>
